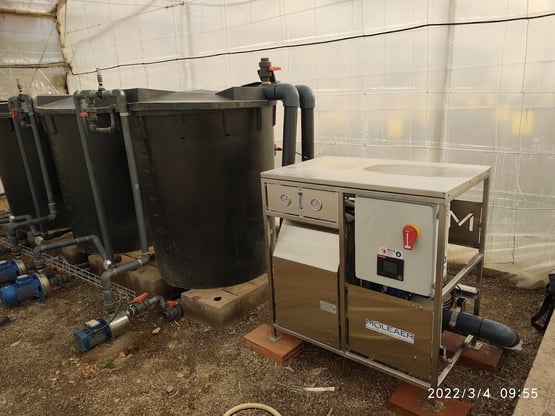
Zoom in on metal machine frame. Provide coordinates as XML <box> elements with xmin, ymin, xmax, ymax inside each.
<box><xmin>260</xmin><ymin>157</ymin><xmax>490</xmax><ymax>388</ymax></box>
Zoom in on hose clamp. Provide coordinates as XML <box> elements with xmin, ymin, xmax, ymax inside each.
<box><xmin>449</xmin><ymin>307</ymin><xmax>461</xmax><ymax>328</ymax></box>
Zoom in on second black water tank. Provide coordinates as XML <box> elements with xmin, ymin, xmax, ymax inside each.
<box><xmin>35</xmin><ymin>95</ymin><xmax>142</xmax><ymax>254</ymax></box>
<box><xmin>126</xmin><ymin>87</ymin><xmax>275</xmax><ymax>289</ymax></box>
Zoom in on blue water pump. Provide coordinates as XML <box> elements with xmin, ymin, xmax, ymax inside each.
<box><xmin>74</xmin><ymin>312</ymin><xmax>130</xmax><ymax>352</ymax></box>
<box><xmin>0</xmin><ymin>259</ymin><xmax>28</xmax><ymax>285</ymax></box>
<box><xmin>0</xmin><ymin>273</ymin><xmax>50</xmax><ymax>306</ymax></box>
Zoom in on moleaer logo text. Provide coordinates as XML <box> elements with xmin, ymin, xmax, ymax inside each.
<box><xmin>365</xmin><ymin>319</ymin><xmax>415</xmax><ymax>344</ymax></box>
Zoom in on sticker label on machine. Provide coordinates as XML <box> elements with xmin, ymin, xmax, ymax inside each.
<box><xmin>365</xmin><ymin>319</ymin><xmax>415</xmax><ymax>344</ymax></box>
<box><xmin>320</xmin><ymin>300</ymin><xmax>337</xmax><ymax>314</ymax></box>
<box><xmin>379</xmin><ymin>247</ymin><xmax>403</xmax><ymax>259</ymax></box>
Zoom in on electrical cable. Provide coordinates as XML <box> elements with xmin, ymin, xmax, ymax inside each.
<box><xmin>223</xmin><ymin>403</ymin><xmax>282</xmax><ymax>416</ymax></box>
<box><xmin>70</xmin><ymin>11</ymin><xmax>555</xmax><ymax>76</ymax></box>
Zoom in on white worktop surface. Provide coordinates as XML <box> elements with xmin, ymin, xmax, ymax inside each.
<box><xmin>261</xmin><ymin>156</ymin><xmax>490</xmax><ymax>200</ymax></box>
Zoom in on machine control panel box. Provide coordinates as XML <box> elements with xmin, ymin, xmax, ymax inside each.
<box><xmin>355</xmin><ymin>197</ymin><xmax>438</xmax><ymax>297</ymax></box>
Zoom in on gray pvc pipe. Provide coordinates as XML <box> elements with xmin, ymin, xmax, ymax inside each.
<box><xmin>295</xmin><ymin>84</ymin><xmax>315</xmax><ymax>161</ymax></box>
<box><xmin>25</xmin><ymin>95</ymin><xmax>56</xmax><ymax>213</ymax></box>
<box><xmin>32</xmin><ymin>235</ymin><xmax>111</xmax><ymax>270</ymax></box>
<box><xmin>78</xmin><ymin>88</ymin><xmax>152</xmax><ymax>313</ymax></box>
<box><xmin>6</xmin><ymin>94</ymin><xmax>58</xmax><ymax>249</ymax></box>
<box><xmin>8</xmin><ymin>98</ymin><xmax>42</xmax><ymax>220</ymax></box>
<box><xmin>72</xmin><ymin>92</ymin><xmax>114</xmax><ymax>262</ymax></box>
<box><xmin>443</xmin><ymin>309</ymin><xmax>522</xmax><ymax>350</ymax></box>
<box><xmin>0</xmin><ymin>214</ymin><xmax>33</xmax><ymax>225</ymax></box>
<box><xmin>100</xmin><ymin>254</ymin><xmax>152</xmax><ymax>313</ymax></box>
<box><xmin>262</xmin><ymin>84</ymin><xmax>299</xmax><ymax>167</ymax></box>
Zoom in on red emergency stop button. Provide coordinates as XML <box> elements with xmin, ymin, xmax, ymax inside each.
<box><xmin>403</xmin><ymin>224</ymin><xmax>420</xmax><ymax>250</ymax></box>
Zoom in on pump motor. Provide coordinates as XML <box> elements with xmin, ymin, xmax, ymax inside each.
<box><xmin>0</xmin><ymin>268</ymin><xmax>71</xmax><ymax>306</ymax></box>
<box><xmin>0</xmin><ymin>273</ymin><xmax>50</xmax><ymax>306</ymax></box>
<box><xmin>0</xmin><ymin>259</ymin><xmax>27</xmax><ymax>285</ymax></box>
<box><xmin>73</xmin><ymin>311</ymin><xmax>130</xmax><ymax>352</ymax></box>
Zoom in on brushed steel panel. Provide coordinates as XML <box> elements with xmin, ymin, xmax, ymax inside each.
<box><xmin>301</xmin><ymin>187</ymin><xmax>339</xmax><ymax>223</ymax></box>
<box><xmin>274</xmin><ymin>258</ymin><xmax>339</xmax><ymax>349</ymax></box>
<box><xmin>347</xmin><ymin>284</ymin><xmax>434</xmax><ymax>380</ymax></box>
<box><xmin>267</xmin><ymin>183</ymin><xmax>299</xmax><ymax>217</ymax></box>
<box><xmin>266</xmin><ymin>183</ymin><xmax>339</xmax><ymax>224</ymax></box>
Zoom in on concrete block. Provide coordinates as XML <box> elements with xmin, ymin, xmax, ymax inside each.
<box><xmin>0</xmin><ymin>195</ymin><xmax>10</xmax><ymax>211</ymax></box>
<box><xmin>243</xmin><ymin>323</ymin><xmax>304</xmax><ymax>364</ymax></box>
<box><xmin>59</xmin><ymin>245</ymin><xmax>89</xmax><ymax>265</ymax></box>
<box><xmin>224</xmin><ymin>274</ymin><xmax>268</xmax><ymax>319</ymax></box>
<box><xmin>388</xmin><ymin>382</ymin><xmax>472</xmax><ymax>416</ymax></box>
<box><xmin>182</xmin><ymin>288</ymin><xmax>242</xmax><ymax>327</ymax></box>
<box><xmin>88</xmin><ymin>254</ymin><xmax>104</xmax><ymax>275</ymax></box>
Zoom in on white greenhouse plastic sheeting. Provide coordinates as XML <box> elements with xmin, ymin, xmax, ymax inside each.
<box><xmin>0</xmin><ymin>10</ymin><xmax>66</xmax><ymax>99</ymax></box>
<box><xmin>1</xmin><ymin>0</ymin><xmax>554</xmax><ymax>288</ymax></box>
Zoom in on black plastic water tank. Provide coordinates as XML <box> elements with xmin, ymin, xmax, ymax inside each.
<box><xmin>0</xmin><ymin>101</ymin><xmax>68</xmax><ymax>230</ymax></box>
<box><xmin>126</xmin><ymin>87</ymin><xmax>275</xmax><ymax>289</ymax></box>
<box><xmin>34</xmin><ymin>95</ymin><xmax>142</xmax><ymax>254</ymax></box>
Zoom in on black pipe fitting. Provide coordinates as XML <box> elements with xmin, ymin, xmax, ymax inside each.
<box><xmin>163</xmin><ymin>303</ymin><xmax>183</xmax><ymax>321</ymax></box>
<box><xmin>443</xmin><ymin>309</ymin><xmax>522</xmax><ymax>351</ymax></box>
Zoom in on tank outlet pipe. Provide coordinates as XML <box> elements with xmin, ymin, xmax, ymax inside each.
<box><xmin>43</xmin><ymin>227</ymin><xmax>73</xmax><ymax>241</ymax></box>
<box><xmin>127</xmin><ymin>292</ymin><xmax>183</xmax><ymax>321</ymax></box>
<box><xmin>295</xmin><ymin>85</ymin><xmax>315</xmax><ymax>161</ymax></box>
<box><xmin>100</xmin><ymin>253</ymin><xmax>153</xmax><ymax>314</ymax></box>
<box><xmin>72</xmin><ymin>92</ymin><xmax>115</xmax><ymax>262</ymax></box>
<box><xmin>73</xmin><ymin>311</ymin><xmax>130</xmax><ymax>352</ymax></box>
<box><xmin>7</xmin><ymin>94</ymin><xmax>42</xmax><ymax>224</ymax></box>
<box><xmin>0</xmin><ymin>259</ymin><xmax>28</xmax><ymax>285</ymax></box>
<box><xmin>32</xmin><ymin>235</ymin><xmax>111</xmax><ymax>271</ymax></box>
<box><xmin>6</xmin><ymin>91</ymin><xmax>59</xmax><ymax>253</ymax></box>
<box><xmin>262</xmin><ymin>84</ymin><xmax>299</xmax><ymax>166</ymax></box>
<box><xmin>73</xmin><ymin>88</ymin><xmax>152</xmax><ymax>313</ymax></box>
<box><xmin>0</xmin><ymin>214</ymin><xmax>33</xmax><ymax>225</ymax></box>
<box><xmin>0</xmin><ymin>268</ymin><xmax>72</xmax><ymax>306</ymax></box>
<box><xmin>443</xmin><ymin>309</ymin><xmax>522</xmax><ymax>352</ymax></box>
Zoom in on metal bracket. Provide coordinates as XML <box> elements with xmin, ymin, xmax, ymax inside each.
<box><xmin>468</xmin><ymin>340</ymin><xmax>483</xmax><ymax>351</ymax></box>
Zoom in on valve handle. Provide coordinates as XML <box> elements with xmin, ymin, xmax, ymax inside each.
<box><xmin>167</xmin><ymin>300</ymin><xmax>179</xmax><ymax>307</ymax></box>
<box><xmin>133</xmin><ymin>292</ymin><xmax>149</xmax><ymax>303</ymax></box>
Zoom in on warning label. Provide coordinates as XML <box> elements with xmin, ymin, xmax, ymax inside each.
<box><xmin>379</xmin><ymin>247</ymin><xmax>403</xmax><ymax>259</ymax></box>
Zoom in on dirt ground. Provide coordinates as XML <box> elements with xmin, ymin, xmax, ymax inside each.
<box><xmin>0</xmin><ymin>247</ymin><xmax>547</xmax><ymax>416</ymax></box>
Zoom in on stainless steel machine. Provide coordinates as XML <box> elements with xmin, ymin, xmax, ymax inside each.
<box><xmin>260</xmin><ymin>156</ymin><xmax>517</xmax><ymax>388</ymax></box>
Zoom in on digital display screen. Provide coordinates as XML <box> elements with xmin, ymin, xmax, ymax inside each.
<box><xmin>377</xmin><ymin>255</ymin><xmax>404</xmax><ymax>281</ymax></box>
<box><xmin>382</xmin><ymin>260</ymin><xmax>398</xmax><ymax>276</ymax></box>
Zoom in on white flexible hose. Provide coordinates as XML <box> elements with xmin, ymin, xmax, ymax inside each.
<box><xmin>223</xmin><ymin>403</ymin><xmax>282</xmax><ymax>416</ymax></box>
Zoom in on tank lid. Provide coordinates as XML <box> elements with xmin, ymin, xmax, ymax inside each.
<box><xmin>126</xmin><ymin>87</ymin><xmax>272</xmax><ymax>111</ymax></box>
<box><xmin>33</xmin><ymin>86</ymin><xmax>273</xmax><ymax>114</ymax></box>
<box><xmin>35</xmin><ymin>94</ymin><xmax>116</xmax><ymax>115</ymax></box>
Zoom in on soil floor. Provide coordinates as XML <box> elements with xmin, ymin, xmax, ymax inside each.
<box><xmin>0</xmin><ymin>250</ymin><xmax>547</xmax><ymax>416</ymax></box>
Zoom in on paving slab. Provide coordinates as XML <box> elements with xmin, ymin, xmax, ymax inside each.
<box><xmin>388</xmin><ymin>382</ymin><xmax>471</xmax><ymax>416</ymax></box>
<box><xmin>243</xmin><ymin>323</ymin><xmax>304</xmax><ymax>364</ymax></box>
<box><xmin>442</xmin><ymin>331</ymin><xmax>504</xmax><ymax>373</ymax></box>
